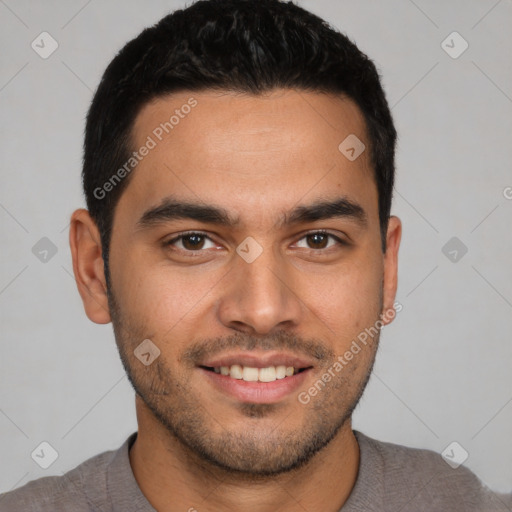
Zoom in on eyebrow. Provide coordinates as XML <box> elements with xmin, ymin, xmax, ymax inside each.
<box><xmin>136</xmin><ymin>195</ymin><xmax>368</xmax><ymax>231</ymax></box>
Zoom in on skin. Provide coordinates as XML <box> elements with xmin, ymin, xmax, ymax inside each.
<box><xmin>69</xmin><ymin>89</ymin><xmax>401</xmax><ymax>512</ymax></box>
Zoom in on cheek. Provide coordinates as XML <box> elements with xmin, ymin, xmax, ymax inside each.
<box><xmin>124</xmin><ymin>264</ymin><xmax>220</xmax><ymax>339</ymax></box>
<box><xmin>298</xmin><ymin>254</ymin><xmax>383</xmax><ymax>342</ymax></box>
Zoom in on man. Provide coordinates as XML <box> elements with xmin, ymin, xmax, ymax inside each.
<box><xmin>2</xmin><ymin>0</ymin><xmax>510</xmax><ymax>510</ymax></box>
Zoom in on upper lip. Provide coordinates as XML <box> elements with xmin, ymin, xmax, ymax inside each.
<box><xmin>199</xmin><ymin>351</ymin><xmax>315</xmax><ymax>369</ymax></box>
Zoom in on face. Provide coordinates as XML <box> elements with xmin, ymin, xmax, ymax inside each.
<box><xmin>77</xmin><ymin>89</ymin><xmax>401</xmax><ymax>476</ymax></box>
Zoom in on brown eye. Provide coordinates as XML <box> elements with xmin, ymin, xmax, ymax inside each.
<box><xmin>306</xmin><ymin>233</ymin><xmax>329</xmax><ymax>249</ymax></box>
<box><xmin>164</xmin><ymin>232</ymin><xmax>216</xmax><ymax>251</ymax></box>
<box><xmin>181</xmin><ymin>234</ymin><xmax>206</xmax><ymax>250</ymax></box>
<box><xmin>296</xmin><ymin>231</ymin><xmax>345</xmax><ymax>251</ymax></box>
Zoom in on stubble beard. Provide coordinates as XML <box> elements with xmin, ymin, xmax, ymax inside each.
<box><xmin>106</xmin><ymin>282</ymin><xmax>381</xmax><ymax>478</ymax></box>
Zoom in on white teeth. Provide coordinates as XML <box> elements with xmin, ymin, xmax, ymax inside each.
<box><xmin>242</xmin><ymin>366</ymin><xmax>259</xmax><ymax>381</ymax></box>
<box><xmin>212</xmin><ymin>364</ymin><xmax>301</xmax><ymax>382</ymax></box>
<box><xmin>259</xmin><ymin>366</ymin><xmax>276</xmax><ymax>382</ymax></box>
<box><xmin>275</xmin><ymin>365</ymin><xmax>286</xmax><ymax>379</ymax></box>
<box><xmin>230</xmin><ymin>364</ymin><xmax>243</xmax><ymax>379</ymax></box>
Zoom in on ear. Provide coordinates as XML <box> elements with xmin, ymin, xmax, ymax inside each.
<box><xmin>381</xmin><ymin>215</ymin><xmax>402</xmax><ymax>325</ymax></box>
<box><xmin>69</xmin><ymin>208</ymin><xmax>111</xmax><ymax>324</ymax></box>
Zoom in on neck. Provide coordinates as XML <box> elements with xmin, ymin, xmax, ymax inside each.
<box><xmin>129</xmin><ymin>396</ymin><xmax>360</xmax><ymax>512</ymax></box>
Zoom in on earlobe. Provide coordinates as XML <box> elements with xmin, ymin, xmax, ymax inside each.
<box><xmin>69</xmin><ymin>208</ymin><xmax>112</xmax><ymax>324</ymax></box>
<box><xmin>381</xmin><ymin>215</ymin><xmax>402</xmax><ymax>326</ymax></box>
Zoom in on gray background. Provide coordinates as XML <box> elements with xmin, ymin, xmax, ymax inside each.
<box><xmin>1</xmin><ymin>0</ymin><xmax>511</xmax><ymax>495</ymax></box>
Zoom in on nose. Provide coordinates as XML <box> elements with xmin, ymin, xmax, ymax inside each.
<box><xmin>216</xmin><ymin>243</ymin><xmax>303</xmax><ymax>335</ymax></box>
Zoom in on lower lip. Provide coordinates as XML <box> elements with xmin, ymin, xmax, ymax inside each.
<box><xmin>200</xmin><ymin>368</ymin><xmax>312</xmax><ymax>404</ymax></box>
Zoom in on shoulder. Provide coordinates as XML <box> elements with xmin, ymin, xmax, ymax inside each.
<box><xmin>350</xmin><ymin>430</ymin><xmax>512</xmax><ymax>512</ymax></box>
<box><xmin>356</xmin><ymin>430</ymin><xmax>469</xmax><ymax>478</ymax></box>
<box><xmin>0</xmin><ymin>443</ymin><xmax>120</xmax><ymax>512</ymax></box>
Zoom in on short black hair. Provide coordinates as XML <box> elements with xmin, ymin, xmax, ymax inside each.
<box><xmin>82</xmin><ymin>0</ymin><xmax>397</xmax><ymax>290</ymax></box>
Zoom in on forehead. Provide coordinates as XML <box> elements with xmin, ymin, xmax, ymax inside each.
<box><xmin>118</xmin><ymin>89</ymin><xmax>377</xmax><ymax>229</ymax></box>
<box><xmin>133</xmin><ymin>89</ymin><xmax>368</xmax><ymax>155</ymax></box>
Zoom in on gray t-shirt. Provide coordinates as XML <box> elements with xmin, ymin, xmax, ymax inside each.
<box><xmin>1</xmin><ymin>430</ymin><xmax>510</xmax><ymax>511</ymax></box>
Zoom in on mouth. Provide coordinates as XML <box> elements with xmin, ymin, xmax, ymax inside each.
<box><xmin>201</xmin><ymin>364</ymin><xmax>308</xmax><ymax>382</ymax></box>
<box><xmin>197</xmin><ymin>352</ymin><xmax>315</xmax><ymax>404</ymax></box>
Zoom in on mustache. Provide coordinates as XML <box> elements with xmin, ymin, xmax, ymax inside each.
<box><xmin>181</xmin><ymin>330</ymin><xmax>335</xmax><ymax>366</ymax></box>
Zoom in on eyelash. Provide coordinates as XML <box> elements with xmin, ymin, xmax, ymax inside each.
<box><xmin>163</xmin><ymin>230</ymin><xmax>347</xmax><ymax>254</ymax></box>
